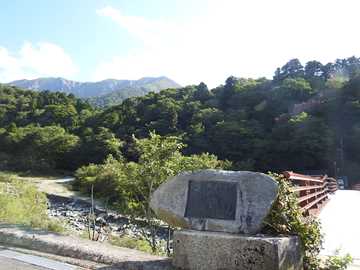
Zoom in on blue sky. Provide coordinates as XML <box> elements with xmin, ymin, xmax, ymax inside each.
<box><xmin>1</xmin><ymin>0</ymin><xmax>360</xmax><ymax>87</ymax></box>
<box><xmin>0</xmin><ymin>0</ymin><xmax>204</xmax><ymax>82</ymax></box>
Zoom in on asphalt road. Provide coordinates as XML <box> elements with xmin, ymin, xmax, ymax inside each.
<box><xmin>0</xmin><ymin>257</ymin><xmax>48</xmax><ymax>270</ymax></box>
<box><xmin>319</xmin><ymin>190</ymin><xmax>360</xmax><ymax>269</ymax></box>
<box><xmin>0</xmin><ymin>249</ymin><xmax>79</xmax><ymax>270</ymax></box>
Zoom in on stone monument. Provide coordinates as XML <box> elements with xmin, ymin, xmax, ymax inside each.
<box><xmin>150</xmin><ymin>170</ymin><xmax>303</xmax><ymax>270</ymax></box>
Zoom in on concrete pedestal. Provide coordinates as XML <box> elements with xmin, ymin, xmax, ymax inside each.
<box><xmin>173</xmin><ymin>230</ymin><xmax>303</xmax><ymax>270</ymax></box>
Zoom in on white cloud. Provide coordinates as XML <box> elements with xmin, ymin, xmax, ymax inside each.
<box><xmin>0</xmin><ymin>42</ymin><xmax>78</xmax><ymax>82</ymax></box>
<box><xmin>96</xmin><ymin>6</ymin><xmax>173</xmax><ymax>48</ymax></box>
<box><xmin>95</xmin><ymin>0</ymin><xmax>360</xmax><ymax>88</ymax></box>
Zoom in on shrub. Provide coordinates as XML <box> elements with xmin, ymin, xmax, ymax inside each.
<box><xmin>74</xmin><ymin>132</ymin><xmax>229</xmax><ymax>252</ymax></box>
<box><xmin>0</xmin><ymin>171</ymin><xmax>17</xmax><ymax>183</ymax></box>
<box><xmin>109</xmin><ymin>235</ymin><xmax>155</xmax><ymax>254</ymax></box>
<box><xmin>264</xmin><ymin>172</ymin><xmax>323</xmax><ymax>269</ymax></box>
<box><xmin>324</xmin><ymin>250</ymin><xmax>353</xmax><ymax>270</ymax></box>
<box><xmin>74</xmin><ymin>133</ymin><xmax>229</xmax><ymax>216</ymax></box>
<box><xmin>46</xmin><ymin>219</ymin><xmax>66</xmax><ymax>233</ymax></box>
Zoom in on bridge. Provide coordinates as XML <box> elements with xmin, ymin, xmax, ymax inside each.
<box><xmin>284</xmin><ymin>171</ymin><xmax>360</xmax><ymax>269</ymax></box>
<box><xmin>319</xmin><ymin>190</ymin><xmax>360</xmax><ymax>268</ymax></box>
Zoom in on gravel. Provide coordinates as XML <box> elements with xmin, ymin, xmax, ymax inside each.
<box><xmin>46</xmin><ymin>194</ymin><xmax>171</xmax><ymax>249</ymax></box>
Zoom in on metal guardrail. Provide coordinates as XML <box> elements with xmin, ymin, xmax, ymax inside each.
<box><xmin>282</xmin><ymin>171</ymin><xmax>338</xmax><ymax>216</ymax></box>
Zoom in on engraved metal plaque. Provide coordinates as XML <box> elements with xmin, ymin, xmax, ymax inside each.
<box><xmin>185</xmin><ymin>180</ymin><xmax>237</xmax><ymax>220</ymax></box>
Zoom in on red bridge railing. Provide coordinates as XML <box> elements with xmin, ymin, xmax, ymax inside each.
<box><xmin>327</xmin><ymin>177</ymin><xmax>338</xmax><ymax>193</ymax></box>
<box><xmin>282</xmin><ymin>171</ymin><xmax>338</xmax><ymax>216</ymax></box>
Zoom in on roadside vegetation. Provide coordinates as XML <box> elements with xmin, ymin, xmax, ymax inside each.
<box><xmin>74</xmin><ymin>132</ymin><xmax>229</xmax><ymax>253</ymax></box>
<box><xmin>265</xmin><ymin>173</ymin><xmax>352</xmax><ymax>270</ymax></box>
<box><xmin>1</xmin><ymin>57</ymin><xmax>359</xmax><ymax>267</ymax></box>
<box><xmin>0</xmin><ymin>172</ymin><xmax>64</xmax><ymax>233</ymax></box>
<box><xmin>109</xmin><ymin>235</ymin><xmax>156</xmax><ymax>255</ymax></box>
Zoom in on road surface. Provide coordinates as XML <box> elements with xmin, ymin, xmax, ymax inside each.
<box><xmin>319</xmin><ymin>190</ymin><xmax>360</xmax><ymax>269</ymax></box>
<box><xmin>0</xmin><ymin>257</ymin><xmax>48</xmax><ymax>270</ymax></box>
<box><xmin>0</xmin><ymin>249</ymin><xmax>79</xmax><ymax>270</ymax></box>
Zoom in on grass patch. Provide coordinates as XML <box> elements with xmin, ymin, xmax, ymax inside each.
<box><xmin>79</xmin><ymin>231</ymin><xmax>155</xmax><ymax>254</ymax></box>
<box><xmin>109</xmin><ymin>235</ymin><xmax>154</xmax><ymax>254</ymax></box>
<box><xmin>0</xmin><ymin>169</ymin><xmax>71</xmax><ymax>181</ymax></box>
<box><xmin>0</xmin><ymin>172</ymin><xmax>65</xmax><ymax>233</ymax></box>
<box><xmin>46</xmin><ymin>219</ymin><xmax>67</xmax><ymax>233</ymax></box>
<box><xmin>0</xmin><ymin>171</ymin><xmax>18</xmax><ymax>182</ymax></box>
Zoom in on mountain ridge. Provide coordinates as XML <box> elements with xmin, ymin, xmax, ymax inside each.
<box><xmin>8</xmin><ymin>76</ymin><xmax>181</xmax><ymax>101</ymax></box>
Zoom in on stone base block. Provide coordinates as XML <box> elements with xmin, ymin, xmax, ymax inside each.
<box><xmin>173</xmin><ymin>230</ymin><xmax>303</xmax><ymax>270</ymax></box>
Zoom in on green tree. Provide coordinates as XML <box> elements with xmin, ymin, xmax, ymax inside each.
<box><xmin>274</xmin><ymin>58</ymin><xmax>304</xmax><ymax>81</ymax></box>
<box><xmin>75</xmin><ymin>132</ymin><xmax>229</xmax><ymax>252</ymax></box>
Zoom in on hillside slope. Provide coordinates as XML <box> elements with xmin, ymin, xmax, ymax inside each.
<box><xmin>3</xmin><ymin>57</ymin><xmax>360</xmax><ymax>184</ymax></box>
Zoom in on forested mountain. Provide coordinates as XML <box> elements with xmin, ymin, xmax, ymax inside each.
<box><xmin>87</xmin><ymin>86</ymin><xmax>161</xmax><ymax>108</ymax></box>
<box><xmin>8</xmin><ymin>76</ymin><xmax>181</xmax><ymax>100</ymax></box>
<box><xmin>0</xmin><ymin>87</ymin><xmax>120</xmax><ymax>171</ymax></box>
<box><xmin>2</xmin><ymin>57</ymin><xmax>360</xmax><ymax>184</ymax></box>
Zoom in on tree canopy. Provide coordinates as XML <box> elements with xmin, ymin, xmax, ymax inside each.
<box><xmin>2</xmin><ymin>56</ymin><xmax>360</xmax><ymax>183</ymax></box>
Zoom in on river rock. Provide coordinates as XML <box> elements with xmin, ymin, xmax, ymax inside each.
<box><xmin>150</xmin><ymin>170</ymin><xmax>278</xmax><ymax>234</ymax></box>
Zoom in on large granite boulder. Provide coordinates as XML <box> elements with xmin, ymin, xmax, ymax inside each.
<box><xmin>150</xmin><ymin>170</ymin><xmax>278</xmax><ymax>234</ymax></box>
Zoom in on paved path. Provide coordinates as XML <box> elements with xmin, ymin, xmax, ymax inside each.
<box><xmin>319</xmin><ymin>190</ymin><xmax>360</xmax><ymax>263</ymax></box>
<box><xmin>0</xmin><ymin>225</ymin><xmax>171</xmax><ymax>269</ymax></box>
<box><xmin>0</xmin><ymin>249</ymin><xmax>79</xmax><ymax>270</ymax></box>
<box><xmin>0</xmin><ymin>257</ymin><xmax>48</xmax><ymax>270</ymax></box>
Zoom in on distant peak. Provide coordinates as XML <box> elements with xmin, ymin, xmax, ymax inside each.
<box><xmin>8</xmin><ymin>76</ymin><xmax>181</xmax><ymax>99</ymax></box>
<box><xmin>9</xmin><ymin>76</ymin><xmax>178</xmax><ymax>85</ymax></box>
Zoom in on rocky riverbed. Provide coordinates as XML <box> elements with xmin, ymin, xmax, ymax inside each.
<box><xmin>46</xmin><ymin>194</ymin><xmax>171</xmax><ymax>247</ymax></box>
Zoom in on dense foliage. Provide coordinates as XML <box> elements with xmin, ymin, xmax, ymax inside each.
<box><xmin>0</xmin><ymin>86</ymin><xmax>121</xmax><ymax>171</ymax></box>
<box><xmin>264</xmin><ymin>173</ymin><xmax>323</xmax><ymax>269</ymax></box>
<box><xmin>324</xmin><ymin>251</ymin><xmax>353</xmax><ymax>270</ymax></box>
<box><xmin>84</xmin><ymin>57</ymin><xmax>360</xmax><ymax>184</ymax></box>
<box><xmin>88</xmin><ymin>87</ymin><xmax>155</xmax><ymax>108</ymax></box>
<box><xmin>2</xmin><ymin>57</ymin><xmax>360</xmax><ymax>184</ymax></box>
<box><xmin>75</xmin><ymin>132</ymin><xmax>228</xmax><ymax>213</ymax></box>
<box><xmin>75</xmin><ymin>132</ymin><xmax>228</xmax><ymax>251</ymax></box>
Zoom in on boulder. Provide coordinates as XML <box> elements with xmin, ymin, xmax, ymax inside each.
<box><xmin>150</xmin><ymin>170</ymin><xmax>278</xmax><ymax>234</ymax></box>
